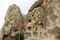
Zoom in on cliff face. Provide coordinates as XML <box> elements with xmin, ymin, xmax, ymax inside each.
<box><xmin>47</xmin><ymin>0</ymin><xmax>60</xmax><ymax>40</ymax></box>
<box><xmin>26</xmin><ymin>0</ymin><xmax>44</xmax><ymax>22</ymax></box>
<box><xmin>0</xmin><ymin>4</ymin><xmax>23</xmax><ymax>40</ymax></box>
<box><xmin>47</xmin><ymin>0</ymin><xmax>60</xmax><ymax>28</ymax></box>
<box><xmin>0</xmin><ymin>0</ymin><xmax>60</xmax><ymax>40</ymax></box>
<box><xmin>25</xmin><ymin>0</ymin><xmax>46</xmax><ymax>40</ymax></box>
<box><xmin>25</xmin><ymin>0</ymin><xmax>60</xmax><ymax>40</ymax></box>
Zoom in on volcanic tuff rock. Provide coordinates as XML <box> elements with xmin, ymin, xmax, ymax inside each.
<box><xmin>0</xmin><ymin>0</ymin><xmax>60</xmax><ymax>40</ymax></box>
<box><xmin>28</xmin><ymin>0</ymin><xmax>44</xmax><ymax>12</ymax></box>
<box><xmin>0</xmin><ymin>4</ymin><xmax>23</xmax><ymax>40</ymax></box>
<box><xmin>25</xmin><ymin>0</ymin><xmax>46</xmax><ymax>40</ymax></box>
<box><xmin>25</xmin><ymin>0</ymin><xmax>60</xmax><ymax>40</ymax></box>
<box><xmin>46</xmin><ymin>0</ymin><xmax>60</xmax><ymax>40</ymax></box>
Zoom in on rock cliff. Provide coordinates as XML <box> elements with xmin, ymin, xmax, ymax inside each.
<box><xmin>0</xmin><ymin>4</ymin><xmax>23</xmax><ymax>40</ymax></box>
<box><xmin>25</xmin><ymin>0</ymin><xmax>60</xmax><ymax>40</ymax></box>
<box><xmin>0</xmin><ymin>0</ymin><xmax>60</xmax><ymax>40</ymax></box>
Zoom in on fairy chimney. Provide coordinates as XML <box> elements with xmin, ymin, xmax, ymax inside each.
<box><xmin>1</xmin><ymin>4</ymin><xmax>23</xmax><ymax>40</ymax></box>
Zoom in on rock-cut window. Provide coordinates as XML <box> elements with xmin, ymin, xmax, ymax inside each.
<box><xmin>28</xmin><ymin>20</ymin><xmax>31</xmax><ymax>22</ymax></box>
<box><xmin>11</xmin><ymin>18</ymin><xmax>12</xmax><ymax>21</ymax></box>
<box><xmin>27</xmin><ymin>27</ymin><xmax>31</xmax><ymax>31</ymax></box>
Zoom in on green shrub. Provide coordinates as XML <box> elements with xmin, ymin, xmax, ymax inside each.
<box><xmin>15</xmin><ymin>33</ymin><xmax>24</xmax><ymax>40</ymax></box>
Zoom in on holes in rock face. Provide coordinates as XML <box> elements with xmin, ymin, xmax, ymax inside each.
<box><xmin>56</xmin><ymin>34</ymin><xmax>60</xmax><ymax>39</ymax></box>
<box><xmin>2</xmin><ymin>32</ymin><xmax>11</xmax><ymax>40</ymax></box>
<box><xmin>39</xmin><ymin>23</ymin><xmax>43</xmax><ymax>25</ymax></box>
<box><xmin>5</xmin><ymin>22</ymin><xmax>9</xmax><ymax>26</ymax></box>
<box><xmin>2</xmin><ymin>35</ymin><xmax>8</xmax><ymax>40</ymax></box>
<box><xmin>13</xmin><ymin>27</ymin><xmax>18</xmax><ymax>32</ymax></box>
<box><xmin>33</xmin><ymin>17</ymin><xmax>35</xmax><ymax>20</ymax></box>
<box><xmin>34</xmin><ymin>23</ymin><xmax>36</xmax><ymax>25</ymax></box>
<box><xmin>11</xmin><ymin>18</ymin><xmax>12</xmax><ymax>21</ymax></box>
<box><xmin>31</xmin><ymin>14</ymin><xmax>34</xmax><ymax>17</ymax></box>
<box><xmin>57</xmin><ymin>36</ymin><xmax>60</xmax><ymax>39</ymax></box>
<box><xmin>36</xmin><ymin>27</ymin><xmax>37</xmax><ymax>31</ymax></box>
<box><xmin>32</xmin><ymin>15</ymin><xmax>34</xmax><ymax>17</ymax></box>
<box><xmin>27</xmin><ymin>27</ymin><xmax>31</xmax><ymax>31</ymax></box>
<box><xmin>33</xmin><ymin>32</ymin><xmax>37</xmax><ymax>37</ymax></box>
<box><xmin>39</xmin><ymin>23</ymin><xmax>43</xmax><ymax>28</ymax></box>
<box><xmin>28</xmin><ymin>20</ymin><xmax>31</xmax><ymax>22</ymax></box>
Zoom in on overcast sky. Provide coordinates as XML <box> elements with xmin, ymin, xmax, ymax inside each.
<box><xmin>0</xmin><ymin>0</ymin><xmax>36</xmax><ymax>30</ymax></box>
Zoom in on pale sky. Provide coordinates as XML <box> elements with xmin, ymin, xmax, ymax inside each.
<box><xmin>0</xmin><ymin>0</ymin><xmax>36</xmax><ymax>30</ymax></box>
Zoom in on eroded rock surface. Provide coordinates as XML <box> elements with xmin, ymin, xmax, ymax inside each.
<box><xmin>25</xmin><ymin>0</ymin><xmax>60</xmax><ymax>40</ymax></box>
<box><xmin>0</xmin><ymin>4</ymin><xmax>23</xmax><ymax>40</ymax></box>
<box><xmin>0</xmin><ymin>0</ymin><xmax>60</xmax><ymax>40</ymax></box>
